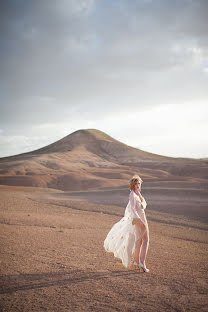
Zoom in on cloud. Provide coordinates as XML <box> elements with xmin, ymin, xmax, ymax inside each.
<box><xmin>0</xmin><ymin>0</ymin><xmax>207</xmax><ymax>157</ymax></box>
<box><xmin>1</xmin><ymin>101</ymin><xmax>207</xmax><ymax>158</ymax></box>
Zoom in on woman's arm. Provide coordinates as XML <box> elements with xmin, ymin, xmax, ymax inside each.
<box><xmin>130</xmin><ymin>191</ymin><xmax>143</xmax><ymax>219</ymax></box>
<box><xmin>130</xmin><ymin>192</ymin><xmax>146</xmax><ymax>227</ymax></box>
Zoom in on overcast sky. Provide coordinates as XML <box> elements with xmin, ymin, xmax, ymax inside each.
<box><xmin>0</xmin><ymin>0</ymin><xmax>207</xmax><ymax>159</ymax></box>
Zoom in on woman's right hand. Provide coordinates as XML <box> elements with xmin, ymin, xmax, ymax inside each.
<box><xmin>132</xmin><ymin>218</ymin><xmax>144</xmax><ymax>226</ymax></box>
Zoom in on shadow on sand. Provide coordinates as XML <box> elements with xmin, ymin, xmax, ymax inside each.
<box><xmin>0</xmin><ymin>268</ymin><xmax>147</xmax><ymax>294</ymax></box>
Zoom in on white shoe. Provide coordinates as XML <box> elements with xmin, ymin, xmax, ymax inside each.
<box><xmin>139</xmin><ymin>262</ymin><xmax>149</xmax><ymax>272</ymax></box>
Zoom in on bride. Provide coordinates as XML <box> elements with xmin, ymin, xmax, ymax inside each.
<box><xmin>103</xmin><ymin>175</ymin><xmax>150</xmax><ymax>272</ymax></box>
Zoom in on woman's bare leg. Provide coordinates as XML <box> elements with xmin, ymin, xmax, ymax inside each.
<box><xmin>140</xmin><ymin>229</ymin><xmax>149</xmax><ymax>265</ymax></box>
<box><xmin>134</xmin><ymin>223</ymin><xmax>146</xmax><ymax>263</ymax></box>
<box><xmin>135</xmin><ymin>238</ymin><xmax>142</xmax><ymax>263</ymax></box>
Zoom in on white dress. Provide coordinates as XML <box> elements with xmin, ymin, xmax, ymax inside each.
<box><xmin>103</xmin><ymin>190</ymin><xmax>148</xmax><ymax>269</ymax></box>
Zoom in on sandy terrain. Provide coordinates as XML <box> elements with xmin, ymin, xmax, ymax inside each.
<box><xmin>0</xmin><ymin>184</ymin><xmax>207</xmax><ymax>312</ymax></box>
<box><xmin>0</xmin><ymin>129</ymin><xmax>207</xmax><ymax>311</ymax></box>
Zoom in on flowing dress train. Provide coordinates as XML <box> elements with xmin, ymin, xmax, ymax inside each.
<box><xmin>103</xmin><ymin>190</ymin><xmax>148</xmax><ymax>270</ymax></box>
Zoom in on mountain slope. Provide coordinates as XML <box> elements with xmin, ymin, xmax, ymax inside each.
<box><xmin>0</xmin><ymin>129</ymin><xmax>207</xmax><ymax>191</ymax></box>
<box><xmin>0</xmin><ymin>129</ymin><xmax>176</xmax><ymax>160</ymax></box>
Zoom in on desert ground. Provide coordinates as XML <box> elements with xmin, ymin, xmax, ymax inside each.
<box><xmin>0</xmin><ymin>129</ymin><xmax>207</xmax><ymax>311</ymax></box>
<box><xmin>0</xmin><ymin>182</ymin><xmax>207</xmax><ymax>312</ymax></box>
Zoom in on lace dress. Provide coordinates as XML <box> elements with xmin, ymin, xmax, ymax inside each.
<box><xmin>103</xmin><ymin>190</ymin><xmax>148</xmax><ymax>269</ymax></box>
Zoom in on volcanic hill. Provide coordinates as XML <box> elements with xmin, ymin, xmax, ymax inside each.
<box><xmin>0</xmin><ymin>129</ymin><xmax>207</xmax><ymax>191</ymax></box>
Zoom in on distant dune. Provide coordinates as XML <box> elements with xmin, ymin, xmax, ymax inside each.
<box><xmin>0</xmin><ymin>129</ymin><xmax>207</xmax><ymax>191</ymax></box>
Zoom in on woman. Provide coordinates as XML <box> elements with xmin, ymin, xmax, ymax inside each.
<box><xmin>103</xmin><ymin>175</ymin><xmax>150</xmax><ymax>272</ymax></box>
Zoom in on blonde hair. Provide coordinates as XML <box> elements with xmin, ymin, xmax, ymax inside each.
<box><xmin>129</xmin><ymin>175</ymin><xmax>143</xmax><ymax>191</ymax></box>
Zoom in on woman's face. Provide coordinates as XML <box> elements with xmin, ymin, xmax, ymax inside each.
<box><xmin>134</xmin><ymin>181</ymin><xmax>142</xmax><ymax>192</ymax></box>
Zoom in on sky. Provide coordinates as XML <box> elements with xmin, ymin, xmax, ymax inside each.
<box><xmin>0</xmin><ymin>0</ymin><xmax>208</xmax><ymax>159</ymax></box>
